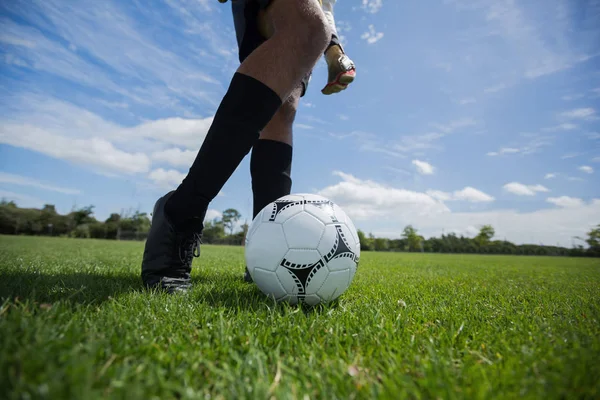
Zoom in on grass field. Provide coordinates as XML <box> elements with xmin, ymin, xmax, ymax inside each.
<box><xmin>1</xmin><ymin>235</ymin><xmax>599</xmax><ymax>399</ymax></box>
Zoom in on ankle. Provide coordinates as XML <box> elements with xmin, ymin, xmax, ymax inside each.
<box><xmin>325</xmin><ymin>44</ymin><xmax>344</xmax><ymax>64</ymax></box>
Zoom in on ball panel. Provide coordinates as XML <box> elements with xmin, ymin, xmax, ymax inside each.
<box><xmin>318</xmin><ymin>224</ymin><xmax>357</xmax><ymax>261</ymax></box>
<box><xmin>302</xmin><ymin>294</ymin><xmax>322</xmax><ymax>306</ymax></box>
<box><xmin>282</xmin><ymin>249</ymin><xmax>322</xmax><ymax>266</ymax></box>
<box><xmin>260</xmin><ymin>195</ymin><xmax>305</xmax><ymax>224</ymax></box>
<box><xmin>275</xmin><ymin>266</ymin><xmax>301</xmax><ymax>295</ymax></box>
<box><xmin>283</xmin><ymin>212</ymin><xmax>325</xmax><ymax>249</ymax></box>
<box><xmin>327</xmin><ymin>203</ymin><xmax>360</xmax><ymax>254</ymax></box>
<box><xmin>246</xmin><ymin>208</ymin><xmax>264</xmax><ymax>244</ymax></box>
<box><xmin>245</xmin><ymin>223</ymin><xmax>288</xmax><ymax>272</ymax></box>
<box><xmin>304</xmin><ymin>264</ymin><xmax>329</xmax><ymax>295</ymax></box>
<box><xmin>317</xmin><ymin>269</ymin><xmax>351</xmax><ymax>302</ymax></box>
<box><xmin>317</xmin><ymin>224</ymin><xmax>337</xmax><ymax>259</ymax></box>
<box><xmin>326</xmin><ymin>256</ymin><xmax>356</xmax><ymax>272</ymax></box>
<box><xmin>303</xmin><ymin>201</ymin><xmax>339</xmax><ymax>225</ymax></box>
<box><xmin>349</xmin><ymin>264</ymin><xmax>357</xmax><ymax>284</ymax></box>
<box><xmin>331</xmin><ymin>203</ymin><xmax>349</xmax><ymax>224</ymax></box>
<box><xmin>253</xmin><ymin>268</ymin><xmax>287</xmax><ymax>300</ymax></box>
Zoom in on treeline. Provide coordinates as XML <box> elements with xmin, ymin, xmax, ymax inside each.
<box><xmin>0</xmin><ymin>201</ymin><xmax>151</xmax><ymax>240</ymax></box>
<box><xmin>0</xmin><ymin>200</ymin><xmax>247</xmax><ymax>245</ymax></box>
<box><xmin>357</xmin><ymin>225</ymin><xmax>600</xmax><ymax>257</ymax></box>
<box><xmin>1</xmin><ymin>200</ymin><xmax>598</xmax><ymax>257</ymax></box>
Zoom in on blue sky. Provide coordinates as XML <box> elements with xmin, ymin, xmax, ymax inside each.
<box><xmin>1</xmin><ymin>0</ymin><xmax>599</xmax><ymax>247</ymax></box>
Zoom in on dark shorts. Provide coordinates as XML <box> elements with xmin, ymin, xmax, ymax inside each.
<box><xmin>231</xmin><ymin>0</ymin><xmax>312</xmax><ymax>96</ymax></box>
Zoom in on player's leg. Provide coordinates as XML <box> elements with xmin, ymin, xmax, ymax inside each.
<box><xmin>141</xmin><ymin>0</ymin><xmax>330</xmax><ymax>293</ymax></box>
<box><xmin>320</xmin><ymin>0</ymin><xmax>356</xmax><ymax>95</ymax></box>
<box><xmin>243</xmin><ymin>85</ymin><xmax>302</xmax><ymax>282</ymax></box>
<box><xmin>250</xmin><ymin>87</ymin><xmax>300</xmax><ymax>216</ymax></box>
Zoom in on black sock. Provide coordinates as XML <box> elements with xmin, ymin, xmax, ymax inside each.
<box><xmin>251</xmin><ymin>139</ymin><xmax>293</xmax><ymax>218</ymax></box>
<box><xmin>165</xmin><ymin>73</ymin><xmax>282</xmax><ymax>232</ymax></box>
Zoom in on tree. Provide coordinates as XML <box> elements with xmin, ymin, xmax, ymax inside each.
<box><xmin>585</xmin><ymin>224</ymin><xmax>600</xmax><ymax>255</ymax></box>
<box><xmin>104</xmin><ymin>213</ymin><xmax>121</xmax><ymax>240</ymax></box>
<box><xmin>373</xmin><ymin>237</ymin><xmax>389</xmax><ymax>251</ymax></box>
<box><xmin>402</xmin><ymin>225</ymin><xmax>422</xmax><ymax>252</ymax></box>
<box><xmin>38</xmin><ymin>204</ymin><xmax>59</xmax><ymax>235</ymax></box>
<box><xmin>222</xmin><ymin>208</ymin><xmax>241</xmax><ymax>235</ymax></box>
<box><xmin>72</xmin><ymin>205</ymin><xmax>95</xmax><ymax>226</ymax></box>
<box><xmin>202</xmin><ymin>219</ymin><xmax>226</xmax><ymax>243</ymax></box>
<box><xmin>475</xmin><ymin>224</ymin><xmax>495</xmax><ymax>248</ymax></box>
<box><xmin>356</xmin><ymin>229</ymin><xmax>372</xmax><ymax>251</ymax></box>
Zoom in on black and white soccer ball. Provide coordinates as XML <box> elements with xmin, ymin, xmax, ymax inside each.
<box><xmin>245</xmin><ymin>193</ymin><xmax>360</xmax><ymax>306</ymax></box>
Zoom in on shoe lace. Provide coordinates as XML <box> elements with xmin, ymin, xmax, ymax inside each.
<box><xmin>178</xmin><ymin>232</ymin><xmax>202</xmax><ymax>265</ymax></box>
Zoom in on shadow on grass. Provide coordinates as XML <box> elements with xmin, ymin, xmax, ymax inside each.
<box><xmin>0</xmin><ymin>271</ymin><xmax>142</xmax><ymax>306</ymax></box>
<box><xmin>190</xmin><ymin>273</ymin><xmax>340</xmax><ymax>315</ymax></box>
<box><xmin>0</xmin><ymin>270</ymin><xmax>335</xmax><ymax>315</ymax></box>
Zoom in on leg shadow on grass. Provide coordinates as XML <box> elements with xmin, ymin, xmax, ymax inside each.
<box><xmin>189</xmin><ymin>273</ymin><xmax>340</xmax><ymax>315</ymax></box>
<box><xmin>0</xmin><ymin>271</ymin><xmax>141</xmax><ymax>306</ymax></box>
<box><xmin>0</xmin><ymin>270</ymin><xmax>338</xmax><ymax>314</ymax></box>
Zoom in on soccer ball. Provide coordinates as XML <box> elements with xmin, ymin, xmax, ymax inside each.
<box><xmin>244</xmin><ymin>193</ymin><xmax>360</xmax><ymax>306</ymax></box>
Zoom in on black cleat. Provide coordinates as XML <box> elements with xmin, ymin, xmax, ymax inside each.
<box><xmin>141</xmin><ymin>191</ymin><xmax>203</xmax><ymax>294</ymax></box>
<box><xmin>243</xmin><ymin>266</ymin><xmax>253</xmax><ymax>283</ymax></box>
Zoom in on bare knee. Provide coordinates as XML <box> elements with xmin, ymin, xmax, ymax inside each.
<box><xmin>259</xmin><ymin>86</ymin><xmax>301</xmax><ymax>144</ymax></box>
<box><xmin>268</xmin><ymin>0</ymin><xmax>330</xmax><ymax>59</ymax></box>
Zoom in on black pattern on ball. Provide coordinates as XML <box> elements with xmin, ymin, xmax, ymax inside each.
<box><xmin>280</xmin><ymin>258</ymin><xmax>326</xmax><ymax>297</ymax></box>
<box><xmin>280</xmin><ymin>224</ymin><xmax>358</xmax><ymax>303</ymax></box>
<box><xmin>324</xmin><ymin>224</ymin><xmax>359</xmax><ymax>263</ymax></box>
<box><xmin>269</xmin><ymin>200</ymin><xmax>304</xmax><ymax>221</ymax></box>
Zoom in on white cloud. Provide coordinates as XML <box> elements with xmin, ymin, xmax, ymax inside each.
<box><xmin>362</xmin><ymin>0</ymin><xmax>383</xmax><ymax>14</ymax></box>
<box><xmin>361</xmin><ymin>25</ymin><xmax>384</xmax><ymax>44</ymax></box>
<box><xmin>0</xmin><ymin>172</ymin><xmax>81</xmax><ymax>195</ymax></box>
<box><xmin>443</xmin><ymin>0</ymin><xmax>597</xmax><ymax>89</ymax></box>
<box><xmin>318</xmin><ymin>171</ymin><xmax>449</xmax><ymax>220</ymax></box>
<box><xmin>547</xmin><ymin>196</ymin><xmax>584</xmax><ymax>208</ymax></box>
<box><xmin>392</xmin><ymin>132</ymin><xmax>444</xmax><ymax>154</ymax></box>
<box><xmin>484</xmin><ymin>83</ymin><xmax>507</xmax><ymax>93</ymax></box>
<box><xmin>151</xmin><ymin>148</ymin><xmax>197</xmax><ymax>168</ymax></box>
<box><xmin>372</xmin><ymin>118</ymin><xmax>477</xmax><ymax>157</ymax></box>
<box><xmin>542</xmin><ymin>123</ymin><xmax>578</xmax><ymax>132</ymax></box>
<box><xmin>147</xmin><ymin>168</ymin><xmax>185</xmax><ymax>190</ymax></box>
<box><xmin>317</xmin><ymin>172</ymin><xmax>494</xmax><ymax>222</ymax></box>
<box><xmin>412</xmin><ymin>160</ymin><xmax>435</xmax><ymax>175</ymax></box>
<box><xmin>592</xmin><ymin>157</ymin><xmax>600</xmax><ymax>163</ymax></box>
<box><xmin>204</xmin><ymin>209</ymin><xmax>223</xmax><ymax>223</ymax></box>
<box><xmin>426</xmin><ymin>187</ymin><xmax>496</xmax><ymax>203</ymax></box>
<box><xmin>0</xmin><ymin>94</ymin><xmax>213</xmax><ymax>177</ymax></box>
<box><xmin>544</xmin><ymin>173</ymin><xmax>556</xmax><ymax>179</ymax></box>
<box><xmin>1</xmin><ymin>0</ymin><xmax>226</xmax><ymax>113</ymax></box>
<box><xmin>0</xmin><ymin>124</ymin><xmax>151</xmax><ymax>175</ymax></box>
<box><xmin>579</xmin><ymin>166</ymin><xmax>594</xmax><ymax>174</ymax></box>
<box><xmin>318</xmin><ymin>172</ymin><xmax>599</xmax><ymax>247</ymax></box>
<box><xmin>487</xmin><ymin>147</ymin><xmax>520</xmax><ymax>156</ymax></box>
<box><xmin>503</xmin><ymin>182</ymin><xmax>549</xmax><ymax>196</ymax></box>
<box><xmin>561</xmin><ymin>94</ymin><xmax>584</xmax><ymax>101</ymax></box>
<box><xmin>559</xmin><ymin>108</ymin><xmax>596</xmax><ymax>120</ymax></box>
<box><xmin>430</xmin><ymin>118</ymin><xmax>476</xmax><ymax>133</ymax></box>
<box><xmin>561</xmin><ymin>152</ymin><xmax>583</xmax><ymax>160</ymax></box>
<box><xmin>458</xmin><ymin>98</ymin><xmax>476</xmax><ymax>105</ymax></box>
<box><xmin>124</xmin><ymin>117</ymin><xmax>213</xmax><ymax>150</ymax></box>
<box><xmin>487</xmin><ymin>135</ymin><xmax>553</xmax><ymax>157</ymax></box>
<box><xmin>0</xmin><ymin>190</ymin><xmax>45</xmax><ymax>209</ymax></box>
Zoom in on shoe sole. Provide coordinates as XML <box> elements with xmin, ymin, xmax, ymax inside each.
<box><xmin>321</xmin><ymin>70</ymin><xmax>356</xmax><ymax>95</ymax></box>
